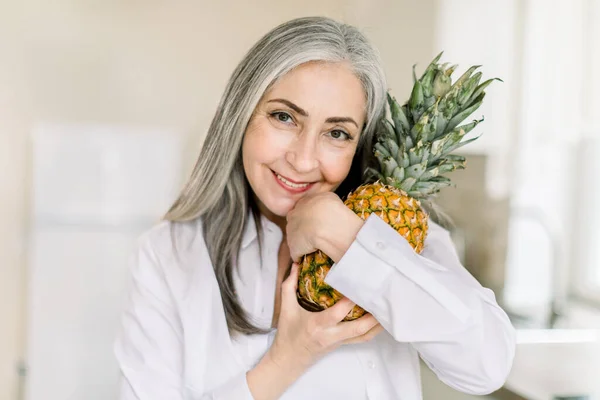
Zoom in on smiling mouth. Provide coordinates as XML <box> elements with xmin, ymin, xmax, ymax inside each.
<box><xmin>271</xmin><ymin>170</ymin><xmax>313</xmax><ymax>189</ymax></box>
<box><xmin>275</xmin><ymin>173</ymin><xmax>310</xmax><ymax>188</ymax></box>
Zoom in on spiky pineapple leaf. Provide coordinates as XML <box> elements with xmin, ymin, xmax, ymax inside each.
<box><xmin>372</xmin><ymin>52</ymin><xmax>501</xmax><ymax>199</ymax></box>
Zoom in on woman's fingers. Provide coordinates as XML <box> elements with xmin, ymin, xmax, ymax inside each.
<box><xmin>275</xmin><ymin>271</ymin><xmax>382</xmax><ymax>367</ymax></box>
<box><xmin>333</xmin><ymin>313</ymin><xmax>381</xmax><ymax>343</ymax></box>
<box><xmin>342</xmin><ymin>323</ymin><xmax>384</xmax><ymax>345</ymax></box>
<box><xmin>319</xmin><ymin>297</ymin><xmax>356</xmax><ymax>323</ymax></box>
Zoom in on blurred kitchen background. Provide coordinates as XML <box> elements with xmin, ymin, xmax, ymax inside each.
<box><xmin>1</xmin><ymin>0</ymin><xmax>599</xmax><ymax>399</ymax></box>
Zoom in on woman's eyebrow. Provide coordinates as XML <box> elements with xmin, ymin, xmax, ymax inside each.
<box><xmin>325</xmin><ymin>117</ymin><xmax>358</xmax><ymax>128</ymax></box>
<box><xmin>266</xmin><ymin>98</ymin><xmax>359</xmax><ymax>128</ymax></box>
<box><xmin>267</xmin><ymin>98</ymin><xmax>308</xmax><ymax>116</ymax></box>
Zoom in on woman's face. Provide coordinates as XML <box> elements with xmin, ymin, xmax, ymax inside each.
<box><xmin>242</xmin><ymin>61</ymin><xmax>367</xmax><ymax>223</ymax></box>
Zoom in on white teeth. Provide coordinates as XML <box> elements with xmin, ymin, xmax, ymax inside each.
<box><xmin>276</xmin><ymin>173</ymin><xmax>310</xmax><ymax>189</ymax></box>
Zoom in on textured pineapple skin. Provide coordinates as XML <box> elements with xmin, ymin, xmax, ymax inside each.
<box><xmin>297</xmin><ymin>181</ymin><xmax>428</xmax><ymax>320</ymax></box>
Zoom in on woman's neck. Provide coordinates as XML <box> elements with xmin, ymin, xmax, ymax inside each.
<box><xmin>255</xmin><ymin>200</ymin><xmax>287</xmax><ymax>235</ymax></box>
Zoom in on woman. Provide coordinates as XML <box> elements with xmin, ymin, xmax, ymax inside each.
<box><xmin>115</xmin><ymin>16</ymin><xmax>515</xmax><ymax>400</ymax></box>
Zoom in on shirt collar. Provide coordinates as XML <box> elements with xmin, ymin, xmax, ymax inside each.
<box><xmin>241</xmin><ymin>211</ymin><xmax>282</xmax><ymax>249</ymax></box>
<box><xmin>241</xmin><ymin>212</ymin><xmax>257</xmax><ymax>249</ymax></box>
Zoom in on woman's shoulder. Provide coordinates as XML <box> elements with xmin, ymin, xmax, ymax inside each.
<box><xmin>135</xmin><ymin>217</ymin><xmax>208</xmax><ymax>265</ymax></box>
<box><xmin>127</xmin><ymin>217</ymin><xmax>219</xmax><ymax>300</ymax></box>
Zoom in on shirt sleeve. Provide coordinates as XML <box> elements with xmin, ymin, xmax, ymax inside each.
<box><xmin>114</xmin><ymin>233</ymin><xmax>254</xmax><ymax>400</ymax></box>
<box><xmin>324</xmin><ymin>213</ymin><xmax>516</xmax><ymax>395</ymax></box>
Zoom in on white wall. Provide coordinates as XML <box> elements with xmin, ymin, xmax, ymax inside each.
<box><xmin>0</xmin><ymin>1</ymin><xmax>438</xmax><ymax>398</ymax></box>
<box><xmin>433</xmin><ymin>0</ymin><xmax>521</xmax><ymax>200</ymax></box>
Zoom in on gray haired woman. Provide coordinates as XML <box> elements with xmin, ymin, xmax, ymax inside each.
<box><xmin>115</xmin><ymin>16</ymin><xmax>515</xmax><ymax>400</ymax></box>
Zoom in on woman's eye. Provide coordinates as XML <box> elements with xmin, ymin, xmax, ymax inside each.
<box><xmin>271</xmin><ymin>111</ymin><xmax>293</xmax><ymax>124</ymax></box>
<box><xmin>329</xmin><ymin>130</ymin><xmax>350</xmax><ymax>140</ymax></box>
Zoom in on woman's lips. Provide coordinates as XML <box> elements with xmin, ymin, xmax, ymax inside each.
<box><xmin>271</xmin><ymin>170</ymin><xmax>315</xmax><ymax>193</ymax></box>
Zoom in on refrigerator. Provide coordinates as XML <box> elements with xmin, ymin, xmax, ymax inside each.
<box><xmin>25</xmin><ymin>123</ymin><xmax>186</xmax><ymax>400</ymax></box>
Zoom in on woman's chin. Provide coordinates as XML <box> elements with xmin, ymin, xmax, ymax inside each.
<box><xmin>261</xmin><ymin>198</ymin><xmax>295</xmax><ymax>218</ymax></box>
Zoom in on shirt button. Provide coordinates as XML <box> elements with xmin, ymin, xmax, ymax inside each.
<box><xmin>376</xmin><ymin>241</ymin><xmax>385</xmax><ymax>250</ymax></box>
<box><xmin>367</xmin><ymin>361</ymin><xmax>376</xmax><ymax>369</ymax></box>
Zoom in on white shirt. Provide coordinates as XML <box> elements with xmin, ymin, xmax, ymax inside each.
<box><xmin>115</xmin><ymin>212</ymin><xmax>516</xmax><ymax>400</ymax></box>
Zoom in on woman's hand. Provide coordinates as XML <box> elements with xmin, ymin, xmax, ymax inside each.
<box><xmin>270</xmin><ymin>262</ymin><xmax>383</xmax><ymax>366</ymax></box>
<box><xmin>248</xmin><ymin>263</ymin><xmax>383</xmax><ymax>399</ymax></box>
<box><xmin>286</xmin><ymin>192</ymin><xmax>364</xmax><ymax>263</ymax></box>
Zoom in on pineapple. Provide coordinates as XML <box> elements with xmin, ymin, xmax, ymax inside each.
<box><xmin>297</xmin><ymin>52</ymin><xmax>500</xmax><ymax>320</ymax></box>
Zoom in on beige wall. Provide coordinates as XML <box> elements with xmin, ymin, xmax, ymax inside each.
<box><xmin>0</xmin><ymin>1</ymin><xmax>436</xmax><ymax>398</ymax></box>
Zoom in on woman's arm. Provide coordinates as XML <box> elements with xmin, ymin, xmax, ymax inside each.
<box><xmin>318</xmin><ymin>213</ymin><xmax>516</xmax><ymax>395</ymax></box>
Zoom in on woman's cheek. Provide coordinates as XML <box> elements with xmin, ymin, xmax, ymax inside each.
<box><xmin>322</xmin><ymin>151</ymin><xmax>354</xmax><ymax>184</ymax></box>
<box><xmin>269</xmin><ymin>129</ymin><xmax>296</xmax><ymax>154</ymax></box>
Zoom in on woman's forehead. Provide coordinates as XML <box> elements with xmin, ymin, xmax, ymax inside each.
<box><xmin>261</xmin><ymin>61</ymin><xmax>367</xmax><ymax>120</ymax></box>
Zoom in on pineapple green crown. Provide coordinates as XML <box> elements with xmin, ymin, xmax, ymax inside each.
<box><xmin>368</xmin><ymin>52</ymin><xmax>501</xmax><ymax>199</ymax></box>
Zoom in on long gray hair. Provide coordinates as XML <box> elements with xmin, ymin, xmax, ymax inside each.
<box><xmin>164</xmin><ymin>16</ymin><xmax>387</xmax><ymax>335</ymax></box>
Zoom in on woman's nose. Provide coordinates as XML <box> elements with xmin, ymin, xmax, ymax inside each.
<box><xmin>285</xmin><ymin>132</ymin><xmax>319</xmax><ymax>174</ymax></box>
